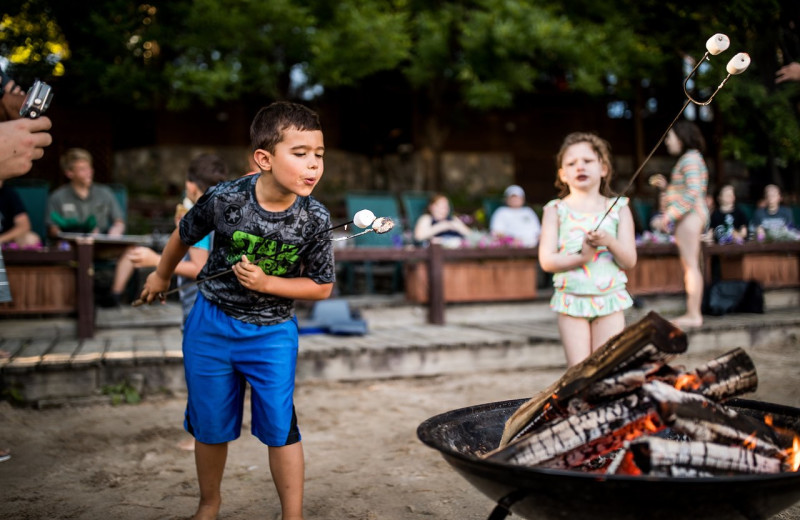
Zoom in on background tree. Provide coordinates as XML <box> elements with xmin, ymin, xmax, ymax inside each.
<box><xmin>2</xmin><ymin>0</ymin><xmax>797</xmax><ymax>196</ymax></box>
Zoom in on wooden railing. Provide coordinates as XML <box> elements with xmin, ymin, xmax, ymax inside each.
<box><xmin>1</xmin><ymin>241</ymin><xmax>95</xmax><ymax>338</ymax></box>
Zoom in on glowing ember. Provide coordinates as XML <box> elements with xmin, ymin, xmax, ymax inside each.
<box><xmin>674</xmin><ymin>374</ymin><xmax>702</xmax><ymax>391</ymax></box>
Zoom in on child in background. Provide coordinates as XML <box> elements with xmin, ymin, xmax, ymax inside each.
<box><xmin>708</xmin><ymin>183</ymin><xmax>748</xmax><ymax>244</ymax></box>
<box><xmin>124</xmin><ymin>153</ymin><xmax>229</xmax><ymax>324</ymax></box>
<box><xmin>751</xmin><ymin>184</ymin><xmax>796</xmax><ymax>241</ymax></box>
<box><xmin>538</xmin><ymin>132</ymin><xmax>637</xmax><ymax>367</ymax></box>
<box><xmin>140</xmin><ymin>102</ymin><xmax>335</xmax><ymax>520</ymax></box>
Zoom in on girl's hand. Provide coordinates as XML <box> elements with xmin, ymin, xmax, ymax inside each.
<box><xmin>233</xmin><ymin>254</ymin><xmax>267</xmax><ymax>292</ymax></box>
<box><xmin>649</xmin><ymin>174</ymin><xmax>667</xmax><ymax>190</ymax></box>
<box><xmin>585</xmin><ymin>230</ymin><xmax>611</xmax><ymax>248</ymax></box>
<box><xmin>580</xmin><ymin>236</ymin><xmax>598</xmax><ymax>260</ymax></box>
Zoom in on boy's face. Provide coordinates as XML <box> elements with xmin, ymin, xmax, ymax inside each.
<box><xmin>66</xmin><ymin>159</ymin><xmax>94</xmax><ymax>188</ymax></box>
<box><xmin>256</xmin><ymin>126</ymin><xmax>325</xmax><ymax>197</ymax></box>
<box><xmin>765</xmin><ymin>185</ymin><xmax>781</xmax><ymax>207</ymax></box>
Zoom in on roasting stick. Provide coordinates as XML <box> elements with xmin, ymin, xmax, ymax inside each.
<box><xmin>131</xmin><ymin>209</ymin><xmax>391</xmax><ymax>306</ymax></box>
<box><xmin>589</xmin><ymin>35</ymin><xmax>750</xmax><ymax>234</ymax></box>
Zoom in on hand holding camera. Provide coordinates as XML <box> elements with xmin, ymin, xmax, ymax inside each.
<box><xmin>1</xmin><ymin>67</ymin><xmax>53</xmax><ymax>119</ymax></box>
<box><xmin>0</xmin><ymin>68</ymin><xmax>54</xmax><ymax>179</ymax></box>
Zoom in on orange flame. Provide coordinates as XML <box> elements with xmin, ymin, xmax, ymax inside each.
<box><xmin>785</xmin><ymin>437</ymin><xmax>800</xmax><ymax>472</ymax></box>
<box><xmin>743</xmin><ymin>433</ymin><xmax>758</xmax><ymax>451</ymax></box>
<box><xmin>674</xmin><ymin>373</ymin><xmax>702</xmax><ymax>391</ymax></box>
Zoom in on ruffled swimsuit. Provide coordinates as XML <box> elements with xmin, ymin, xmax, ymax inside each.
<box><xmin>548</xmin><ymin>197</ymin><xmax>634</xmax><ymax>319</ymax></box>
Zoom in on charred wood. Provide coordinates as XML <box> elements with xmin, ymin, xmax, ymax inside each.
<box><xmin>629</xmin><ymin>437</ymin><xmax>785</xmax><ymax>475</ymax></box>
<box><xmin>499</xmin><ymin>312</ymin><xmax>686</xmax><ymax>448</ymax></box>
<box><xmin>489</xmin><ymin>394</ymin><xmax>656</xmax><ymax>466</ymax></box>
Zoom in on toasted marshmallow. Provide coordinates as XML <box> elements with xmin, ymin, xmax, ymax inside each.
<box><xmin>726</xmin><ymin>53</ymin><xmax>751</xmax><ymax>75</ymax></box>
<box><xmin>706</xmin><ymin>34</ymin><xmax>730</xmax><ymax>56</ymax></box>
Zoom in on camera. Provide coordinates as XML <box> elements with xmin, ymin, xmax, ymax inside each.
<box><xmin>19</xmin><ymin>80</ymin><xmax>53</xmax><ymax>119</ymax></box>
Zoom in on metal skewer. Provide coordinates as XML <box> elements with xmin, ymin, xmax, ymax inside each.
<box><xmin>589</xmin><ymin>35</ymin><xmax>750</xmax><ymax>233</ymax></box>
<box><xmin>131</xmin><ymin>213</ymin><xmax>394</xmax><ymax>306</ymax></box>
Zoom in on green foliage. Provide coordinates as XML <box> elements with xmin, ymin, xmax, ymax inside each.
<box><xmin>102</xmin><ymin>381</ymin><xmax>141</xmax><ymax>406</ymax></box>
<box><xmin>4</xmin><ymin>0</ymin><xmax>799</xmax><ymax>177</ymax></box>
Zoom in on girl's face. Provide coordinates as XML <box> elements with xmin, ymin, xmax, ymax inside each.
<box><xmin>665</xmin><ymin>130</ymin><xmax>682</xmax><ymax>156</ymax></box>
<box><xmin>429</xmin><ymin>197</ymin><xmax>450</xmax><ymax>220</ymax></box>
<box><xmin>558</xmin><ymin>142</ymin><xmax>607</xmax><ymax>193</ymax></box>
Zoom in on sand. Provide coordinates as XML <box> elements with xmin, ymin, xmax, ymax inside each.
<box><xmin>2</xmin><ymin>342</ymin><xmax>800</xmax><ymax>520</ymax></box>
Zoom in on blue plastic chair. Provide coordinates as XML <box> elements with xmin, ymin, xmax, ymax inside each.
<box><xmin>482</xmin><ymin>197</ymin><xmax>504</xmax><ymax>227</ymax></box>
<box><xmin>342</xmin><ymin>191</ymin><xmax>405</xmax><ymax>293</ymax></box>
<box><xmin>6</xmin><ymin>178</ymin><xmax>49</xmax><ymax>240</ymax></box>
<box><xmin>109</xmin><ymin>183</ymin><xmax>128</xmax><ymax>221</ymax></box>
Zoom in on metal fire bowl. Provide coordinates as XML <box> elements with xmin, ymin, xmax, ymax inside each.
<box><xmin>417</xmin><ymin>398</ymin><xmax>800</xmax><ymax>520</ymax></box>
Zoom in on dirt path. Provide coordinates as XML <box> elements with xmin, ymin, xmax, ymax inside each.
<box><xmin>2</xmin><ymin>341</ymin><xmax>800</xmax><ymax>520</ymax></box>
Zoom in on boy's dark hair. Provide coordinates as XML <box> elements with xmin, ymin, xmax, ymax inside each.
<box><xmin>187</xmin><ymin>153</ymin><xmax>229</xmax><ymax>193</ymax></box>
<box><xmin>672</xmin><ymin>120</ymin><xmax>706</xmax><ymax>154</ymax></box>
<box><xmin>250</xmin><ymin>101</ymin><xmax>322</xmax><ymax>153</ymax></box>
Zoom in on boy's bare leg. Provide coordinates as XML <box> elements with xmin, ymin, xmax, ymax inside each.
<box><xmin>193</xmin><ymin>441</ymin><xmax>228</xmax><ymax>520</ymax></box>
<box><xmin>268</xmin><ymin>442</ymin><xmax>305</xmax><ymax>520</ymax></box>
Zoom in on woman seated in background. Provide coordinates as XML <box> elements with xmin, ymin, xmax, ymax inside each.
<box><xmin>414</xmin><ymin>193</ymin><xmax>472</xmax><ymax>245</ymax></box>
<box><xmin>706</xmin><ymin>183</ymin><xmax>748</xmax><ymax>244</ymax></box>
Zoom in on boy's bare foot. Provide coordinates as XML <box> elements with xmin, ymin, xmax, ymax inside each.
<box><xmin>191</xmin><ymin>503</ymin><xmax>220</xmax><ymax>520</ymax></box>
<box><xmin>671</xmin><ymin>315</ymin><xmax>703</xmax><ymax>329</ymax></box>
<box><xmin>176</xmin><ymin>437</ymin><xmax>195</xmax><ymax>451</ymax></box>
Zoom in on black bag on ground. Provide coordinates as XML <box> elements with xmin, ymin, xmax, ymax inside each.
<box><xmin>702</xmin><ymin>280</ymin><xmax>764</xmax><ymax>316</ymax></box>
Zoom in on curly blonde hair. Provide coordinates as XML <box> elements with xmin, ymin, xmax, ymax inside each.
<box><xmin>554</xmin><ymin>132</ymin><xmax>615</xmax><ymax>198</ymax></box>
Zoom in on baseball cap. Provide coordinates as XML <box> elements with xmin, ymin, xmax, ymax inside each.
<box><xmin>504</xmin><ymin>185</ymin><xmax>525</xmax><ymax>198</ymax></box>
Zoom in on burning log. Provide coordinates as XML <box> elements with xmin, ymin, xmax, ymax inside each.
<box><xmin>485</xmin><ymin>311</ymin><xmax>800</xmax><ymax>479</ymax></box>
<box><xmin>658</xmin><ymin>348</ymin><xmax>758</xmax><ymax>401</ymax></box>
<box><xmin>499</xmin><ymin>311</ymin><xmax>686</xmax><ymax>448</ymax></box>
<box><xmin>629</xmin><ymin>437</ymin><xmax>786</xmax><ymax>475</ymax></box>
<box><xmin>490</xmin><ymin>393</ymin><xmax>660</xmax><ymax>467</ymax></box>
<box><xmin>644</xmin><ymin>381</ymin><xmax>785</xmax><ymax>457</ymax></box>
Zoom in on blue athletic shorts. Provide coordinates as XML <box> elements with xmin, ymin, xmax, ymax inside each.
<box><xmin>182</xmin><ymin>292</ymin><xmax>301</xmax><ymax>446</ymax></box>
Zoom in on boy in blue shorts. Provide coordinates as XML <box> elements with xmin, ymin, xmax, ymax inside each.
<box><xmin>139</xmin><ymin>101</ymin><xmax>334</xmax><ymax>520</ymax></box>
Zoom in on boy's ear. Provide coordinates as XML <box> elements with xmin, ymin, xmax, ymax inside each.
<box><xmin>253</xmin><ymin>149</ymin><xmax>272</xmax><ymax>172</ymax></box>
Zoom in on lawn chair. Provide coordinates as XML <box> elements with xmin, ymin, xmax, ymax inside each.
<box><xmin>341</xmin><ymin>191</ymin><xmax>405</xmax><ymax>294</ymax></box>
<box><xmin>6</xmin><ymin>178</ymin><xmax>49</xmax><ymax>241</ymax></box>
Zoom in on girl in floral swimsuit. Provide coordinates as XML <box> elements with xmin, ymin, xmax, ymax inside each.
<box><xmin>538</xmin><ymin>133</ymin><xmax>638</xmax><ymax>367</ymax></box>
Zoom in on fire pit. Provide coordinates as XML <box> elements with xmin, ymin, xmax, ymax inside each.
<box><xmin>417</xmin><ymin>397</ymin><xmax>800</xmax><ymax>520</ymax></box>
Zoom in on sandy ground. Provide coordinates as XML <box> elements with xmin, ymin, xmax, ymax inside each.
<box><xmin>3</xmin><ymin>340</ymin><xmax>800</xmax><ymax>520</ymax></box>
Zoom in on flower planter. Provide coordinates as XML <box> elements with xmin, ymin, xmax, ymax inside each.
<box><xmin>405</xmin><ymin>259</ymin><xmax>537</xmax><ymax>303</ymax></box>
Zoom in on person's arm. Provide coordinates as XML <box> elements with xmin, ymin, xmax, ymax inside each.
<box><xmin>537</xmin><ymin>204</ymin><xmax>594</xmax><ymax>273</ymax></box>
<box><xmin>0</xmin><ymin>118</ymin><xmax>52</xmax><ymax>180</ymax></box>
<box><xmin>0</xmin><ymin>212</ymin><xmax>31</xmax><ymax>244</ymax></box>
<box><xmin>106</xmin><ymin>219</ymin><xmax>125</xmax><ymax>237</ymax></box>
<box><xmin>586</xmin><ymin>204</ymin><xmax>637</xmax><ymax>269</ymax></box>
<box><xmin>128</xmin><ymin>245</ymin><xmax>209</xmax><ymax>279</ymax></box>
<box><xmin>413</xmin><ymin>214</ymin><xmax>435</xmax><ymax>242</ymax></box>
<box><xmin>232</xmin><ymin>254</ymin><xmax>333</xmax><ymax>300</ymax></box>
<box><xmin>139</xmin><ymin>230</ymin><xmax>191</xmax><ymax>304</ymax></box>
<box><xmin>776</xmin><ymin>62</ymin><xmax>800</xmax><ymax>84</ymax></box>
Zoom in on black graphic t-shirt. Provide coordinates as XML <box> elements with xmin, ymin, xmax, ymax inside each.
<box><xmin>180</xmin><ymin>174</ymin><xmax>335</xmax><ymax>325</ymax></box>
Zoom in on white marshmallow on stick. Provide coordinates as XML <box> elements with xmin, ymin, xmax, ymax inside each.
<box><xmin>353</xmin><ymin>209</ymin><xmax>376</xmax><ymax>229</ymax></box>
<box><xmin>706</xmin><ymin>34</ymin><xmax>730</xmax><ymax>55</ymax></box>
<box><xmin>726</xmin><ymin>53</ymin><xmax>751</xmax><ymax>75</ymax></box>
